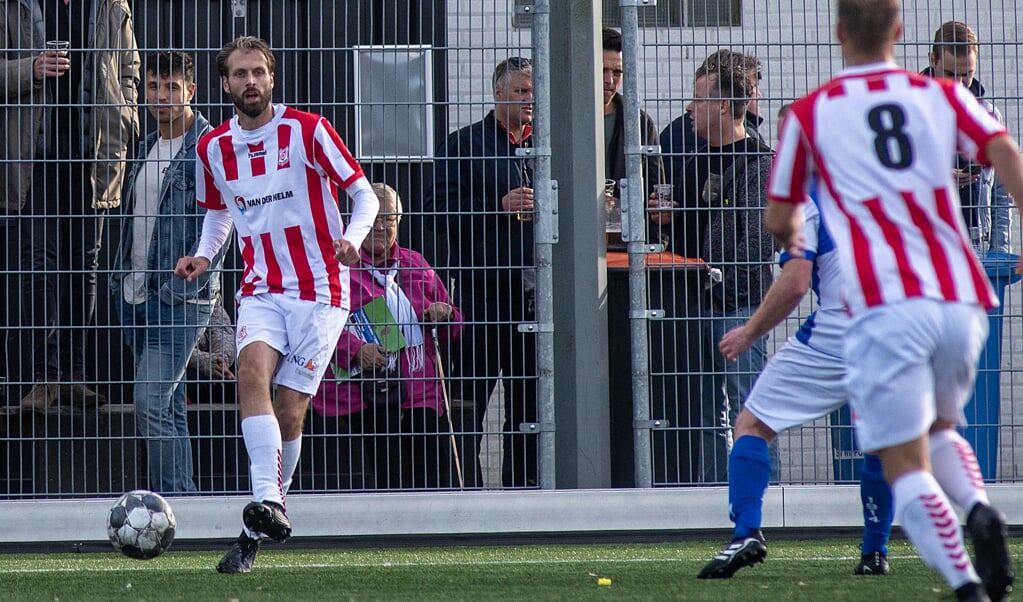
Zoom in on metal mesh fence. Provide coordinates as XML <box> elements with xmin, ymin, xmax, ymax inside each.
<box><xmin>1</xmin><ymin>0</ymin><xmax>1022</xmax><ymax>504</ymax></box>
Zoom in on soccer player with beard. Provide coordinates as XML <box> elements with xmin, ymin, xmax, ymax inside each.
<box><xmin>174</xmin><ymin>36</ymin><xmax>378</xmax><ymax>573</ymax></box>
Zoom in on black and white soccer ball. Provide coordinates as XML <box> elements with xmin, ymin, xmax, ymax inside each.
<box><xmin>107</xmin><ymin>490</ymin><xmax>176</xmax><ymax>559</ymax></box>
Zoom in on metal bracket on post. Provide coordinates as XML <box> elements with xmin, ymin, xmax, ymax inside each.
<box><xmin>627</xmin><ymin>144</ymin><xmax>662</xmax><ymax>157</ymax></box>
<box><xmin>230</xmin><ymin>0</ymin><xmax>246</xmax><ymax>18</ymax></box>
<box><xmin>619</xmin><ymin>0</ymin><xmax>657</xmax><ymax>6</ymax></box>
<box><xmin>519</xmin><ymin>422</ymin><xmax>556</xmax><ymax>433</ymax></box>
<box><xmin>634</xmin><ymin>419</ymin><xmax>670</xmax><ymax>429</ymax></box>
<box><xmin>517</xmin><ymin>322</ymin><xmax>554</xmax><ymax>333</ymax></box>
<box><xmin>629</xmin><ymin>309</ymin><xmax>665</xmax><ymax>320</ymax></box>
<box><xmin>514</xmin><ymin>0</ymin><xmax>549</xmax><ymax>15</ymax></box>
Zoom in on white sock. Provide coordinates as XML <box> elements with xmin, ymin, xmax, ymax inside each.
<box><xmin>929</xmin><ymin>429</ymin><xmax>989</xmax><ymax>511</ymax></box>
<box><xmin>241</xmin><ymin>414</ymin><xmax>284</xmax><ymax>507</ymax></box>
<box><xmin>893</xmin><ymin>470</ymin><xmax>980</xmax><ymax>590</ymax></box>
<box><xmin>281</xmin><ymin>436</ymin><xmax>303</xmax><ymax>495</ymax></box>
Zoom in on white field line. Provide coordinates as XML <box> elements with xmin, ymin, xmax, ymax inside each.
<box><xmin>0</xmin><ymin>553</ymin><xmax>923</xmax><ymax>574</ymax></box>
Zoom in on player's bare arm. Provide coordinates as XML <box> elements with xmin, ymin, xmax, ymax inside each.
<box><xmin>719</xmin><ymin>257</ymin><xmax>812</xmax><ymax>361</ymax></box>
<box><xmin>173</xmin><ymin>256</ymin><xmax>211</xmax><ymax>282</ymax></box>
<box><xmin>765</xmin><ymin>200</ymin><xmax>805</xmax><ymax>257</ymax></box>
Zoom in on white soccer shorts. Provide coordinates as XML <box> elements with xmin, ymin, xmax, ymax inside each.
<box><xmin>743</xmin><ymin>337</ymin><xmax>847</xmax><ymax>434</ymax></box>
<box><xmin>235</xmin><ymin>293</ymin><xmax>349</xmax><ymax>395</ymax></box>
<box><xmin>845</xmin><ymin>298</ymin><xmax>987</xmax><ymax>452</ymax></box>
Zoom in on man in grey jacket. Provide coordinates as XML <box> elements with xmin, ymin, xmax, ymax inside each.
<box><xmin>10</xmin><ymin>0</ymin><xmax>140</xmax><ymax>411</ymax></box>
<box><xmin>109</xmin><ymin>50</ymin><xmax>226</xmax><ymax>494</ymax></box>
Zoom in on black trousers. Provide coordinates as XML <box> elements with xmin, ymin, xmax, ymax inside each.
<box><xmin>454</xmin><ymin>294</ymin><xmax>538</xmax><ymax>488</ymax></box>
<box><xmin>18</xmin><ymin>159</ymin><xmax>104</xmax><ymax>382</ymax></box>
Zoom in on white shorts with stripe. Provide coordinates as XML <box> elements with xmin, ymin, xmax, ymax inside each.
<box><xmin>235</xmin><ymin>293</ymin><xmax>349</xmax><ymax>395</ymax></box>
<box><xmin>743</xmin><ymin>337</ymin><xmax>848</xmax><ymax>434</ymax></box>
<box><xmin>845</xmin><ymin>298</ymin><xmax>987</xmax><ymax>452</ymax></box>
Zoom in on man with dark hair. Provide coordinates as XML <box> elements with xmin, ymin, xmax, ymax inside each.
<box><xmin>653</xmin><ymin>52</ymin><xmax>776</xmax><ymax>484</ymax></box>
<box><xmin>923</xmin><ymin>20</ymin><xmax>1011</xmax><ymax>253</ymax></box>
<box><xmin>767</xmin><ymin>1</ymin><xmax>1021</xmax><ymax>598</ymax></box>
<box><xmin>110</xmin><ymin>50</ymin><xmax>223</xmax><ymax>495</ymax></box>
<box><xmin>657</xmin><ymin>48</ymin><xmax>764</xmax><ymax>221</ymax></box>
<box><xmin>175</xmin><ymin>35</ymin><xmax>378</xmax><ymax>573</ymax></box>
<box><xmin>600</xmin><ymin>27</ymin><xmax>664</xmax><ymax>244</ymax></box>
<box><xmin>424</xmin><ymin>56</ymin><xmax>538</xmax><ymax>488</ymax></box>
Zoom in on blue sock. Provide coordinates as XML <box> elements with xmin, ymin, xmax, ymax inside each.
<box><xmin>729</xmin><ymin>435</ymin><xmax>771</xmax><ymax>539</ymax></box>
<box><xmin>859</xmin><ymin>453</ymin><xmax>893</xmax><ymax>555</ymax></box>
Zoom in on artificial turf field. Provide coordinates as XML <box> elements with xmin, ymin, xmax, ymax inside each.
<box><xmin>1</xmin><ymin>536</ymin><xmax>1019</xmax><ymax>600</ymax></box>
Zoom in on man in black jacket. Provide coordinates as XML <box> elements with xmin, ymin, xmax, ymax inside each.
<box><xmin>424</xmin><ymin>57</ymin><xmax>537</xmax><ymax>488</ymax></box>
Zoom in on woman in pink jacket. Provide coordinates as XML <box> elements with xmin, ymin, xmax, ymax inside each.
<box><xmin>312</xmin><ymin>183</ymin><xmax>463</xmax><ymax>489</ymax></box>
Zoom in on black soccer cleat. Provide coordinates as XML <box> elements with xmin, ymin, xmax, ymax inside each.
<box><xmin>955</xmin><ymin>581</ymin><xmax>992</xmax><ymax>602</ymax></box>
<box><xmin>243</xmin><ymin>500</ymin><xmax>292</xmax><ymax>542</ymax></box>
<box><xmin>697</xmin><ymin>531</ymin><xmax>768</xmax><ymax>579</ymax></box>
<box><xmin>854</xmin><ymin>550</ymin><xmax>890</xmax><ymax>575</ymax></box>
<box><xmin>967</xmin><ymin>503</ymin><xmax>1014</xmax><ymax>602</ymax></box>
<box><xmin>216</xmin><ymin>531</ymin><xmax>261</xmax><ymax>574</ymax></box>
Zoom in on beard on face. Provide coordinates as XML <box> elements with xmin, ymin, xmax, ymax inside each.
<box><xmin>231</xmin><ymin>87</ymin><xmax>272</xmax><ymax>118</ymax></box>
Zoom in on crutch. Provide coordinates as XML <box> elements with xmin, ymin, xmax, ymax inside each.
<box><xmin>431</xmin><ymin>327</ymin><xmax>464</xmax><ymax>490</ymax></box>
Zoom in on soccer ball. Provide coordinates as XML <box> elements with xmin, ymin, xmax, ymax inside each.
<box><xmin>107</xmin><ymin>490</ymin><xmax>176</xmax><ymax>559</ymax></box>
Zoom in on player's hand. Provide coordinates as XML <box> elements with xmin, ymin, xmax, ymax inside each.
<box><xmin>422</xmin><ymin>302</ymin><xmax>452</xmax><ymax>323</ymax></box>
<box><xmin>174</xmin><ymin>256</ymin><xmax>211</xmax><ymax>281</ymax></box>
<box><xmin>333</xmin><ymin>238</ymin><xmax>360</xmax><ymax>266</ymax></box>
<box><xmin>501</xmin><ymin>187</ymin><xmax>534</xmax><ymax>213</ymax></box>
<box><xmin>648</xmin><ymin>191</ymin><xmax>677</xmax><ymax>225</ymax></box>
<box><xmin>356</xmin><ymin>343</ymin><xmax>388</xmax><ymax>370</ymax></box>
<box><xmin>719</xmin><ymin>325</ymin><xmax>755</xmax><ymax>362</ymax></box>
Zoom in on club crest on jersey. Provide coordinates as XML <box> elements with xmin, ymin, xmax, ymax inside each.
<box><xmin>278</xmin><ymin>146</ymin><xmax>291</xmax><ymax>169</ymax></box>
<box><xmin>234</xmin><ymin>195</ymin><xmax>247</xmax><ymax>214</ymax></box>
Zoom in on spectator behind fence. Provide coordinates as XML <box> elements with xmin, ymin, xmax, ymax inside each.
<box><xmin>649</xmin><ymin>51</ymin><xmax>776</xmax><ymax>483</ymax></box>
<box><xmin>599</xmin><ymin>27</ymin><xmax>664</xmax><ymax>245</ymax></box>
<box><xmin>175</xmin><ymin>36</ymin><xmax>378</xmax><ymax>574</ymax></box>
<box><xmin>186</xmin><ymin>296</ymin><xmax>237</xmax><ymax>404</ymax></box>
<box><xmin>658</xmin><ymin>50</ymin><xmax>765</xmax><ymax>254</ymax></box>
<box><xmin>17</xmin><ymin>0</ymin><xmax>140</xmax><ymax>411</ymax></box>
<box><xmin>109</xmin><ymin>50</ymin><xmax>224</xmax><ymax>494</ymax></box>
<box><xmin>424</xmin><ymin>56</ymin><xmax>538</xmax><ymax>488</ymax></box>
<box><xmin>922</xmin><ymin>20</ymin><xmax>1012</xmax><ymax>253</ymax></box>
<box><xmin>313</xmin><ymin>183</ymin><xmax>463</xmax><ymax>489</ymax></box>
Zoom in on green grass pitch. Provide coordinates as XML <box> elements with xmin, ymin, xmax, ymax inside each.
<box><xmin>1</xmin><ymin>537</ymin><xmax>1018</xmax><ymax>600</ymax></box>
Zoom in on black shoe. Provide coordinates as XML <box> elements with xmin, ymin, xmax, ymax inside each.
<box><xmin>216</xmin><ymin>531</ymin><xmax>261</xmax><ymax>574</ymax></box>
<box><xmin>955</xmin><ymin>581</ymin><xmax>992</xmax><ymax>602</ymax></box>
<box><xmin>697</xmin><ymin>532</ymin><xmax>768</xmax><ymax>579</ymax></box>
<box><xmin>854</xmin><ymin>550</ymin><xmax>890</xmax><ymax>575</ymax></box>
<box><xmin>243</xmin><ymin>500</ymin><xmax>292</xmax><ymax>542</ymax></box>
<box><xmin>967</xmin><ymin>503</ymin><xmax>1014</xmax><ymax>602</ymax></box>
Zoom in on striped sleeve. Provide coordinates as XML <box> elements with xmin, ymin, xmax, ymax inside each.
<box><xmin>311</xmin><ymin>117</ymin><xmax>366</xmax><ymax>189</ymax></box>
<box><xmin>196</xmin><ymin>136</ymin><xmax>227</xmax><ymax>210</ymax></box>
<box><xmin>768</xmin><ymin>109</ymin><xmax>811</xmax><ymax>204</ymax></box>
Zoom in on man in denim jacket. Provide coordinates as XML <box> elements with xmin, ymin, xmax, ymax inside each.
<box><xmin>109</xmin><ymin>51</ymin><xmax>228</xmax><ymax>494</ymax></box>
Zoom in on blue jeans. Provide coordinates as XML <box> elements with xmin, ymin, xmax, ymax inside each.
<box><xmin>119</xmin><ymin>296</ymin><xmax>212</xmax><ymax>494</ymax></box>
<box><xmin>699</xmin><ymin>305</ymin><xmax>778</xmax><ymax>483</ymax></box>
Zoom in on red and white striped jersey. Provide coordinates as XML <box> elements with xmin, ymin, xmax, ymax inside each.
<box><xmin>769</xmin><ymin>62</ymin><xmax>1007</xmax><ymax>314</ymax></box>
<box><xmin>197</xmin><ymin>104</ymin><xmax>367</xmax><ymax>308</ymax></box>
